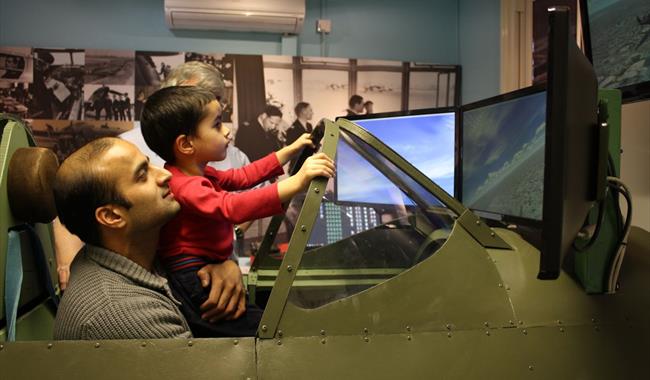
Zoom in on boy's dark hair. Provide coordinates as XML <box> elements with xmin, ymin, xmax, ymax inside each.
<box><xmin>53</xmin><ymin>137</ymin><xmax>132</xmax><ymax>247</ymax></box>
<box><xmin>348</xmin><ymin>95</ymin><xmax>363</xmax><ymax>108</ymax></box>
<box><xmin>140</xmin><ymin>86</ymin><xmax>215</xmax><ymax>163</ymax></box>
<box><xmin>264</xmin><ymin>105</ymin><xmax>283</xmax><ymax>118</ymax></box>
<box><xmin>294</xmin><ymin>102</ymin><xmax>310</xmax><ymax>117</ymax></box>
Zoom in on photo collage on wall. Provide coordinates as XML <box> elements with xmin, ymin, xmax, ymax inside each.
<box><xmin>1</xmin><ymin>45</ymin><xmax>460</xmax><ymax>249</ymax></box>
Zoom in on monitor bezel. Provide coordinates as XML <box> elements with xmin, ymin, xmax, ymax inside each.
<box><xmin>458</xmin><ymin>83</ymin><xmax>547</xmax><ymax>228</ymax></box>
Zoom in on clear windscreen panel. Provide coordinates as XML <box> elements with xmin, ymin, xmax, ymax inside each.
<box><xmin>286</xmin><ymin>130</ymin><xmax>457</xmax><ymax>309</ymax></box>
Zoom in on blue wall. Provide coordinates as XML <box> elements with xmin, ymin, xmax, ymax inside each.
<box><xmin>0</xmin><ymin>0</ymin><xmax>500</xmax><ymax>103</ymax></box>
<box><xmin>458</xmin><ymin>0</ymin><xmax>501</xmax><ymax>104</ymax></box>
<box><xmin>0</xmin><ymin>0</ymin><xmax>458</xmax><ymax>64</ymax></box>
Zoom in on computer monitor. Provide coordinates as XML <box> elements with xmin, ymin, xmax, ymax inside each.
<box><xmin>582</xmin><ymin>0</ymin><xmax>650</xmax><ymax>102</ymax></box>
<box><xmin>460</xmin><ymin>86</ymin><xmax>547</xmax><ymax>223</ymax></box>
<box><xmin>540</xmin><ymin>6</ymin><xmax>601</xmax><ymax>279</ymax></box>
<box><xmin>341</xmin><ymin>108</ymin><xmax>456</xmax><ymax>200</ymax></box>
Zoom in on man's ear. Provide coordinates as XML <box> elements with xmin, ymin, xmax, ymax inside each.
<box><xmin>95</xmin><ymin>205</ymin><xmax>127</xmax><ymax>230</ymax></box>
<box><xmin>175</xmin><ymin>134</ymin><xmax>194</xmax><ymax>156</ymax></box>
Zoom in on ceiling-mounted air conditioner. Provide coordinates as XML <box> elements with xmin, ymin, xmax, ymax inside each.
<box><xmin>164</xmin><ymin>0</ymin><xmax>306</xmax><ymax>34</ymax></box>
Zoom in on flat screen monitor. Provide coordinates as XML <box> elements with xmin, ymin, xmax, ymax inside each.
<box><xmin>583</xmin><ymin>0</ymin><xmax>650</xmax><ymax>102</ymax></box>
<box><xmin>460</xmin><ymin>86</ymin><xmax>547</xmax><ymax>223</ymax></box>
<box><xmin>339</xmin><ymin>109</ymin><xmax>456</xmax><ymax>205</ymax></box>
<box><xmin>540</xmin><ymin>6</ymin><xmax>600</xmax><ymax>279</ymax></box>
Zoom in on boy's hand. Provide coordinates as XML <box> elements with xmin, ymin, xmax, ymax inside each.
<box><xmin>275</xmin><ymin>133</ymin><xmax>315</xmax><ymax>165</ymax></box>
<box><xmin>197</xmin><ymin>260</ymin><xmax>246</xmax><ymax>322</ymax></box>
<box><xmin>277</xmin><ymin>152</ymin><xmax>334</xmax><ymax>203</ymax></box>
<box><xmin>296</xmin><ymin>152</ymin><xmax>335</xmax><ymax>187</ymax></box>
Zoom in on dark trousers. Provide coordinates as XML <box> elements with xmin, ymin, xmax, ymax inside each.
<box><xmin>167</xmin><ymin>267</ymin><xmax>262</xmax><ymax>338</ymax></box>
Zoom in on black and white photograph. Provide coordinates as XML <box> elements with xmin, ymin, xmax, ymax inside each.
<box><xmin>84</xmin><ymin>49</ymin><xmax>135</xmax><ymax>85</ymax></box>
<box><xmin>27</xmin><ymin>118</ymin><xmax>133</xmax><ymax>162</ymax></box>
<box><xmin>82</xmin><ymin>83</ymin><xmax>134</xmax><ymax>121</ymax></box>
<box><xmin>28</xmin><ymin>48</ymin><xmax>84</xmax><ymax>120</ymax></box>
<box><xmin>135</xmin><ymin>50</ymin><xmax>185</xmax><ymax>86</ymax></box>
<box><xmin>0</xmin><ymin>47</ymin><xmax>32</xmax><ymax>118</ymax></box>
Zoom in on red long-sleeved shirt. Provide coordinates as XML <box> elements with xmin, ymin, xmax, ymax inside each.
<box><xmin>158</xmin><ymin>153</ymin><xmax>285</xmax><ymax>271</ymax></box>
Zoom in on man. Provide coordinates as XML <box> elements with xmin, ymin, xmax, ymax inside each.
<box><xmin>285</xmin><ymin>102</ymin><xmax>313</xmax><ymax>146</ymax></box>
<box><xmin>56</xmin><ymin>62</ymin><xmax>251</xmax><ymax>328</ymax></box>
<box><xmin>346</xmin><ymin>94</ymin><xmax>364</xmax><ymax>116</ymax></box>
<box><xmin>235</xmin><ymin>105</ymin><xmax>283</xmax><ymax>163</ymax></box>
<box><xmin>124</xmin><ymin>92</ymin><xmax>132</xmax><ymax>121</ymax></box>
<box><xmin>363</xmin><ymin>100</ymin><xmax>374</xmax><ymax>115</ymax></box>
<box><xmin>53</xmin><ymin>138</ymin><xmax>190</xmax><ymax>339</ymax></box>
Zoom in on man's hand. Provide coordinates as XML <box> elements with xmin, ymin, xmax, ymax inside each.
<box><xmin>196</xmin><ymin>260</ymin><xmax>246</xmax><ymax>322</ymax></box>
<box><xmin>57</xmin><ymin>265</ymin><xmax>70</xmax><ymax>291</ymax></box>
<box><xmin>275</xmin><ymin>133</ymin><xmax>314</xmax><ymax>165</ymax></box>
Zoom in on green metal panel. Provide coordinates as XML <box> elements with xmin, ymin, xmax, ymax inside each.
<box><xmin>257</xmin><ymin>120</ymin><xmax>340</xmax><ymax>339</ymax></box>
<box><xmin>0</xmin><ymin>301</ymin><xmax>55</xmax><ymax>341</ymax></box>
<box><xmin>257</xmin><ymin>324</ymin><xmax>645</xmax><ymax>380</ymax></box>
<box><xmin>276</xmin><ymin>222</ymin><xmax>515</xmax><ymax>337</ymax></box>
<box><xmin>0</xmin><ymin>117</ymin><xmax>59</xmax><ymax>342</ymax></box>
<box><xmin>487</xmin><ymin>228</ymin><xmax>650</xmax><ymax>329</ymax></box>
<box><xmin>0</xmin><ymin>338</ymin><xmax>257</xmax><ymax>380</ymax></box>
<box><xmin>0</xmin><ymin>118</ymin><xmax>30</xmax><ymax>334</ymax></box>
<box><xmin>598</xmin><ymin>88</ymin><xmax>621</xmax><ymax>173</ymax></box>
<box><xmin>573</xmin><ymin>89</ymin><xmax>623</xmax><ymax>293</ymax></box>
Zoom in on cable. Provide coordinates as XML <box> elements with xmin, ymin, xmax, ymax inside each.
<box><xmin>606</xmin><ymin>176</ymin><xmax>633</xmax><ymax>293</ymax></box>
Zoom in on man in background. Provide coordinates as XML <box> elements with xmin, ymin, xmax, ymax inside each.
<box><xmin>235</xmin><ymin>105</ymin><xmax>284</xmax><ymax>163</ymax></box>
<box><xmin>285</xmin><ymin>101</ymin><xmax>313</xmax><ymax>146</ymax></box>
<box><xmin>346</xmin><ymin>94</ymin><xmax>364</xmax><ymax>116</ymax></box>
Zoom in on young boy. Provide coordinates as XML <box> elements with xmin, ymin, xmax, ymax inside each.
<box><xmin>140</xmin><ymin>86</ymin><xmax>335</xmax><ymax>337</ymax></box>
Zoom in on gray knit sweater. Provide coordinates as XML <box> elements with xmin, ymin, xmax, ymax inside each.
<box><xmin>54</xmin><ymin>245</ymin><xmax>192</xmax><ymax>340</ymax></box>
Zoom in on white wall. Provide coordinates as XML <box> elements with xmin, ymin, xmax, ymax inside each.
<box><xmin>620</xmin><ymin>99</ymin><xmax>650</xmax><ymax>230</ymax></box>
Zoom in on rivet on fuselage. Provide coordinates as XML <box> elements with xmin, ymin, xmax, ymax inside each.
<box><xmin>262</xmin><ymin>325</ymin><xmax>268</xmax><ymax>332</ymax></box>
<box><xmin>47</xmin><ymin>343</ymin><xmax>53</xmax><ymax>349</ymax></box>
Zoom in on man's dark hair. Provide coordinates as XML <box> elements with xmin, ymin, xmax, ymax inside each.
<box><xmin>294</xmin><ymin>102</ymin><xmax>310</xmax><ymax>118</ymax></box>
<box><xmin>264</xmin><ymin>105</ymin><xmax>283</xmax><ymax>118</ymax></box>
<box><xmin>349</xmin><ymin>95</ymin><xmax>363</xmax><ymax>108</ymax></box>
<box><xmin>140</xmin><ymin>86</ymin><xmax>215</xmax><ymax>163</ymax></box>
<box><xmin>53</xmin><ymin>138</ymin><xmax>132</xmax><ymax>247</ymax></box>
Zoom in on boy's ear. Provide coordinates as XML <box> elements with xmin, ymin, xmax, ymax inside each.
<box><xmin>175</xmin><ymin>134</ymin><xmax>194</xmax><ymax>156</ymax></box>
<box><xmin>95</xmin><ymin>205</ymin><xmax>127</xmax><ymax>230</ymax></box>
